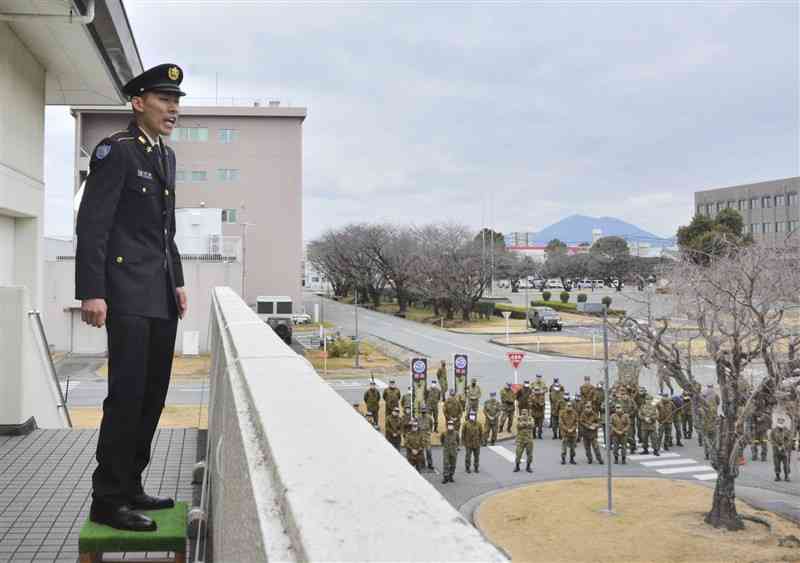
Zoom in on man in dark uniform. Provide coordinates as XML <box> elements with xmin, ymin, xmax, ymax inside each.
<box><xmin>76</xmin><ymin>64</ymin><xmax>188</xmax><ymax>532</ymax></box>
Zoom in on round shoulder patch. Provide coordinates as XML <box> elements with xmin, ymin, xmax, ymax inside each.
<box><xmin>95</xmin><ymin>144</ymin><xmax>112</xmax><ymax>160</ymax></box>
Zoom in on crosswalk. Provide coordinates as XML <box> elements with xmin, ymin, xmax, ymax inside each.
<box><xmin>629</xmin><ymin>451</ymin><xmax>717</xmax><ymax>482</ymax></box>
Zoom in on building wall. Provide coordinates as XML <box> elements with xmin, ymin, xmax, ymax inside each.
<box><xmin>43</xmin><ymin>258</ymin><xmax>243</xmax><ymax>355</ymax></box>
<box><xmin>694</xmin><ymin>177</ymin><xmax>800</xmax><ymax>246</ymax></box>
<box><xmin>75</xmin><ymin>108</ymin><xmax>304</xmax><ymax>308</ymax></box>
<box><xmin>0</xmin><ymin>22</ymin><xmax>46</xmax><ymax>309</ymax></box>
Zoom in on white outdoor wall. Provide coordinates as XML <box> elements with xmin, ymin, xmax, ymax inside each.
<box><xmin>0</xmin><ymin>287</ymin><xmax>67</xmax><ymax>430</ymax></box>
<box><xmin>205</xmin><ymin>287</ymin><xmax>507</xmax><ymax>562</ymax></box>
<box><xmin>0</xmin><ymin>216</ymin><xmax>14</xmax><ymax>284</ymax></box>
<box><xmin>42</xmin><ymin>259</ymin><xmax>243</xmax><ymax>355</ymax></box>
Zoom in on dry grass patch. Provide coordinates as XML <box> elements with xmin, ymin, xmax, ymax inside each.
<box><xmin>305</xmin><ymin>341</ymin><xmax>400</xmax><ymax>370</ymax></box>
<box><xmin>70</xmin><ymin>405</ymin><xmax>208</xmax><ymax>429</ymax></box>
<box><xmin>476</xmin><ymin>478</ymin><xmax>800</xmax><ymax>563</ymax></box>
<box><xmin>96</xmin><ymin>354</ymin><xmax>211</xmax><ymax>380</ymax></box>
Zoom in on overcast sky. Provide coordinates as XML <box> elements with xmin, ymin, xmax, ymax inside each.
<box><xmin>44</xmin><ymin>0</ymin><xmax>799</xmax><ymax>240</ymax></box>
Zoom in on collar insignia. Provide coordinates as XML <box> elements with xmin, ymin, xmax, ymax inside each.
<box><xmin>138</xmin><ymin>136</ymin><xmax>147</xmax><ymax>145</ymax></box>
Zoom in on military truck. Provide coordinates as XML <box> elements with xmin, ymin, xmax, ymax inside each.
<box><xmin>528</xmin><ymin>306</ymin><xmax>563</xmax><ymax>332</ymax></box>
<box><xmin>256</xmin><ymin>295</ymin><xmax>294</xmax><ymax>344</ymax></box>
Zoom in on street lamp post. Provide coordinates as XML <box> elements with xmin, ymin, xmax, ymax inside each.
<box><xmin>602</xmin><ymin>304</ymin><xmax>614</xmax><ymax>515</ymax></box>
<box><xmin>354</xmin><ymin>287</ymin><xmax>360</xmax><ymax>368</ymax></box>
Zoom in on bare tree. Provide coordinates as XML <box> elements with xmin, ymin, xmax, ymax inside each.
<box><xmin>362</xmin><ymin>225</ymin><xmax>418</xmax><ymax>314</ymax></box>
<box><xmin>615</xmin><ymin>238</ymin><xmax>800</xmax><ymax>530</ymax></box>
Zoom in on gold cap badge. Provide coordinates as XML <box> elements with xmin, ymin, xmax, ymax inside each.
<box><xmin>168</xmin><ymin>66</ymin><xmax>180</xmax><ymax>81</ymax></box>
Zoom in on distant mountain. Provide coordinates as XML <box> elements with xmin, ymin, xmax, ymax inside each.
<box><xmin>529</xmin><ymin>214</ymin><xmax>671</xmax><ymax>245</ymax></box>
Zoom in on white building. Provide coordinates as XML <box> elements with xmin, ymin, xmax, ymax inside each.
<box><xmin>1</xmin><ymin>0</ymin><xmax>141</xmax><ymax>434</ymax></box>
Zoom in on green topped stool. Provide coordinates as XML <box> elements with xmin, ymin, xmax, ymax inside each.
<box><xmin>79</xmin><ymin>502</ymin><xmax>188</xmax><ymax>563</ymax></box>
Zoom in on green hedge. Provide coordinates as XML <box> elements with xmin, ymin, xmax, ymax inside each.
<box><xmin>494</xmin><ymin>303</ymin><xmax>528</xmax><ymax>320</ymax></box>
<box><xmin>542</xmin><ymin>290</ymin><xmax>552</xmax><ymax>301</ymax></box>
<box><xmin>559</xmin><ymin>291</ymin><xmax>570</xmax><ymax>303</ymax></box>
<box><xmin>577</xmin><ymin>293</ymin><xmax>588</xmax><ymax>303</ymax></box>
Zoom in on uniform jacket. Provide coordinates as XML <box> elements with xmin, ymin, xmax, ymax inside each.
<box><xmin>639</xmin><ymin>403</ymin><xmax>658</xmax><ymax>430</ymax></box>
<box><xmin>382</xmin><ymin>387</ymin><xmax>401</xmax><ymax>410</ymax></box>
<box><xmin>560</xmin><ymin>406</ymin><xmax>579</xmax><ymax>436</ymax></box>
<box><xmin>516</xmin><ymin>415</ymin><xmax>534</xmax><ymax>444</ymax></box>
<box><xmin>611</xmin><ymin>412</ymin><xmax>631</xmax><ymax>436</ymax></box>
<box><xmin>363</xmin><ymin>388</ymin><xmax>381</xmax><ymax>410</ymax></box>
<box><xmin>657</xmin><ymin>399</ymin><xmax>674</xmax><ymax>424</ymax></box>
<box><xmin>500</xmin><ymin>387</ymin><xmax>515</xmax><ymax>406</ymax></box>
<box><xmin>425</xmin><ymin>386</ymin><xmax>442</xmax><ymax>409</ymax></box>
<box><xmin>75</xmin><ymin>121</ymin><xmax>183</xmax><ymax>317</ymax></box>
<box><xmin>461</xmin><ymin>420</ymin><xmax>483</xmax><ymax>448</ymax></box>
<box><xmin>580</xmin><ymin>409</ymin><xmax>600</xmax><ymax>437</ymax></box>
<box><xmin>770</xmin><ymin>427</ymin><xmax>793</xmax><ymax>451</ymax></box>
<box><xmin>483</xmin><ymin>399</ymin><xmax>500</xmax><ymax>422</ymax></box>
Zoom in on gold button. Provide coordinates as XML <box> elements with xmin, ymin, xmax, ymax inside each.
<box><xmin>142</xmin><ymin>187</ymin><xmax>147</xmax><ymax>193</ymax></box>
<box><xmin>164</xmin><ymin>189</ymin><xmax>170</xmax><ymax>196</ymax></box>
<box><xmin>116</xmin><ymin>256</ymin><xmax>123</xmax><ymax>264</ymax></box>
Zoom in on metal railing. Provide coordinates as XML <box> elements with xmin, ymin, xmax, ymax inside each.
<box><xmin>27</xmin><ymin>311</ymin><xmax>72</xmax><ymax>428</ymax></box>
<box><xmin>174</xmin><ymin>235</ymin><xmax>242</xmax><ymax>261</ymax></box>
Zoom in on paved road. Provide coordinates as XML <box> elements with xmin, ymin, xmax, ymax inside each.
<box><xmin>414</xmin><ymin>430</ymin><xmax>800</xmax><ymax>522</ymax></box>
<box><xmin>309</xmin><ymin>293</ymin><xmax>739</xmax><ymax>404</ymax></box>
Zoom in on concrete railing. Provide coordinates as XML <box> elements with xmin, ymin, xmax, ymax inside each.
<box><xmin>202</xmin><ymin>286</ymin><xmax>506</xmax><ymax>562</ymax></box>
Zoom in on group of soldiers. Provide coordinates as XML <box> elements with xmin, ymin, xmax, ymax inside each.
<box><xmin>360</xmin><ymin>364</ymin><xmax>798</xmax><ymax>484</ymax></box>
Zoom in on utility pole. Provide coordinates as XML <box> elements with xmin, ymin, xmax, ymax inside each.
<box><xmin>240</xmin><ymin>221</ymin><xmax>255</xmax><ymax>303</ymax></box>
<box><xmin>354</xmin><ymin>287</ymin><xmax>360</xmax><ymax>368</ymax></box>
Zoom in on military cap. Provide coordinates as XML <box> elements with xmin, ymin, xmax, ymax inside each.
<box><xmin>584</xmin><ymin>376</ymin><xmax>591</xmax><ymax>380</ymax></box>
<box><xmin>553</xmin><ymin>377</ymin><xmax>559</xmax><ymax>382</ymax></box>
<box><xmin>506</xmin><ymin>382</ymin><xmax>512</xmax><ymax>387</ymax></box>
<box><xmin>490</xmin><ymin>391</ymin><xmax>497</xmax><ymax>396</ymax></box>
<box><xmin>369</xmin><ymin>381</ymin><xmax>376</xmax><ymax>386</ymax></box>
<box><xmin>392</xmin><ymin>406</ymin><xmax>400</xmax><ymax>413</ymax></box>
<box><xmin>421</xmin><ymin>405</ymin><xmax>428</xmax><ymax>412</ymax></box>
<box><xmin>536</xmin><ymin>374</ymin><xmax>542</xmax><ymax>378</ymax></box>
<box><xmin>449</xmin><ymin>389</ymin><xmax>456</xmax><ymax>395</ymax></box>
<box><xmin>389</xmin><ymin>380</ymin><xmax>396</xmax><ymax>384</ymax></box>
<box><xmin>564</xmin><ymin>393</ymin><xmax>572</xmax><ymax>400</ymax></box>
<box><xmin>123</xmin><ymin>63</ymin><xmax>186</xmax><ymax>97</ymax></box>
<box><xmin>615</xmin><ymin>403</ymin><xmax>622</xmax><ymax>409</ymax></box>
<box><xmin>431</xmin><ymin>379</ymin><xmax>438</xmax><ymax>384</ymax></box>
<box><xmin>596</xmin><ymin>382</ymin><xmax>603</xmax><ymax>387</ymax></box>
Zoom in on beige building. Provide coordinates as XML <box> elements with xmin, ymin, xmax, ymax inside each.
<box><xmin>694</xmin><ymin>177</ymin><xmax>800</xmax><ymax>246</ymax></box>
<box><xmin>71</xmin><ymin>104</ymin><xmax>307</xmax><ymax>307</ymax></box>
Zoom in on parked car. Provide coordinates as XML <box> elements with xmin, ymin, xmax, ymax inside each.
<box><xmin>575</xmin><ymin>279</ymin><xmax>594</xmax><ymax>289</ymax></box>
<box><xmin>545</xmin><ymin>279</ymin><xmax>564</xmax><ymax>289</ymax></box>
<box><xmin>292</xmin><ymin>313</ymin><xmax>312</xmax><ymax>324</ymax></box>
<box><xmin>528</xmin><ymin>306</ymin><xmax>563</xmax><ymax>332</ymax></box>
<box><xmin>257</xmin><ymin>295</ymin><xmax>294</xmax><ymax>344</ymax></box>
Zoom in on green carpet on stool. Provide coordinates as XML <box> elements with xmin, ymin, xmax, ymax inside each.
<box><xmin>79</xmin><ymin>502</ymin><xmax>188</xmax><ymax>554</ymax></box>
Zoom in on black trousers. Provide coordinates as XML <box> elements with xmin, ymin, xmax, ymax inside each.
<box><xmin>92</xmin><ymin>313</ymin><xmax>178</xmax><ymax>506</ymax></box>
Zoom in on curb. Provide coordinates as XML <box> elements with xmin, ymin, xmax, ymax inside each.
<box><xmin>488</xmin><ymin>339</ymin><xmax>608</xmax><ymax>362</ymax></box>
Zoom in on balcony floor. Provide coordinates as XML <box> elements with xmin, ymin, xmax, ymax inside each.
<box><xmin>0</xmin><ymin>429</ymin><xmax>198</xmax><ymax>563</ymax></box>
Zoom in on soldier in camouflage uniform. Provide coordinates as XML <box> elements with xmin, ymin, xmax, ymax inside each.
<box><xmin>610</xmin><ymin>404</ymin><xmax>631</xmax><ymax>464</ymax></box>
<box><xmin>467</xmin><ymin>378</ymin><xmax>482</xmax><ymax>415</ymax></box>
<box><xmin>593</xmin><ymin>382</ymin><xmax>606</xmax><ymax>446</ymax></box>
<box><xmin>531</xmin><ymin>387</ymin><xmax>546</xmax><ymax>439</ymax></box>
<box><xmin>444</xmin><ymin>389</ymin><xmax>463</xmax><ymax>433</ymax></box>
<box><xmin>635</xmin><ymin>386</ymin><xmax>649</xmax><ymax>444</ymax></box>
<box><xmin>671</xmin><ymin>394</ymin><xmax>685</xmax><ymax>447</ymax></box>
<box><xmin>532</xmin><ymin>374</ymin><xmax>547</xmax><ymax>393</ymax></box>
<box><xmin>425</xmin><ymin>380</ymin><xmax>442</xmax><ymax>432</ymax></box>
<box><xmin>436</xmin><ymin>360</ymin><xmax>448</xmax><ymax>397</ymax></box>
<box><xmin>517</xmin><ymin>381</ymin><xmax>532</xmax><ymax>416</ymax></box>
<box><xmin>363</xmin><ymin>381</ymin><xmax>381</xmax><ymax>421</ymax></box>
<box><xmin>454</xmin><ymin>371</ymin><xmax>467</xmax><ymax>409</ymax></box>
<box><xmin>461</xmin><ymin>411</ymin><xmax>483</xmax><ymax>473</ymax></box>
<box><xmin>483</xmin><ymin>392</ymin><xmax>500</xmax><ymax>445</ymax></box>
<box><xmin>402</xmin><ymin>406</ymin><xmax>414</xmax><ymax>445</ymax></box>
<box><xmin>751</xmin><ymin>409</ymin><xmax>772</xmax><ymax>462</ymax></box>
<box><xmin>580</xmin><ymin>403</ymin><xmax>604</xmax><ymax>464</ymax></box>
<box><xmin>657</xmin><ymin>392</ymin><xmax>674</xmax><ymax>452</ymax></box>
<box><xmin>382</xmin><ymin>380</ymin><xmax>401</xmax><ymax>415</ymax></box>
<box><xmin>499</xmin><ymin>383</ymin><xmax>516</xmax><ymax>433</ymax></box>
<box><xmin>770</xmin><ymin>415</ymin><xmax>793</xmax><ymax>482</ymax></box>
<box><xmin>638</xmin><ymin>395</ymin><xmax>660</xmax><ymax>456</ymax></box>
<box><xmin>617</xmin><ymin>388</ymin><xmax>638</xmax><ymax>454</ymax></box>
<box><xmin>549</xmin><ymin>378</ymin><xmax>565</xmax><ymax>439</ymax></box>
<box><xmin>514</xmin><ymin>409</ymin><xmax>534</xmax><ymax>473</ymax></box>
<box><xmin>560</xmin><ymin>394</ymin><xmax>579</xmax><ymax>465</ymax></box>
<box><xmin>404</xmin><ymin>419</ymin><xmax>425</xmax><ymax>471</ymax></box>
<box><xmin>702</xmin><ymin>399</ymin><xmax>717</xmax><ymax>460</ymax></box>
<box><xmin>418</xmin><ymin>405</ymin><xmax>435</xmax><ymax>470</ymax></box>
<box><xmin>401</xmin><ymin>386</ymin><xmax>413</xmax><ymax>413</ymax></box>
<box><xmin>440</xmin><ymin>419</ymin><xmax>459</xmax><ymax>484</ymax></box>
<box><xmin>579</xmin><ymin>376</ymin><xmax>595</xmax><ymax>407</ymax></box>
<box><xmin>681</xmin><ymin>389</ymin><xmax>694</xmax><ymax>440</ymax></box>
<box><xmin>385</xmin><ymin>406</ymin><xmax>403</xmax><ymax>451</ymax></box>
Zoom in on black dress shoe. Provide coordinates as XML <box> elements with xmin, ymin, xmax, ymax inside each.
<box><xmin>90</xmin><ymin>504</ymin><xmax>156</xmax><ymax>532</ymax></box>
<box><xmin>130</xmin><ymin>493</ymin><xmax>175</xmax><ymax>511</ymax></box>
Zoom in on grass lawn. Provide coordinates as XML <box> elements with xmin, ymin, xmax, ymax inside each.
<box><xmin>305</xmin><ymin>340</ymin><xmax>401</xmax><ymax>370</ymax></box>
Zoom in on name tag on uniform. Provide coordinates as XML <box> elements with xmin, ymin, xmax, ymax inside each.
<box><xmin>137</xmin><ymin>169</ymin><xmax>153</xmax><ymax>180</ymax></box>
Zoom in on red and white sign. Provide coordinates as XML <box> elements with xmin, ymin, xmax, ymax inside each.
<box><xmin>507</xmin><ymin>351</ymin><xmax>525</xmax><ymax>369</ymax></box>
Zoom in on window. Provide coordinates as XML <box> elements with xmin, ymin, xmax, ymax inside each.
<box><xmin>750</xmin><ymin>197</ymin><xmax>759</xmax><ymax>209</ymax></box>
<box><xmin>191</xmin><ymin>170</ymin><xmax>207</xmax><ymax>182</ymax></box>
<box><xmin>276</xmin><ymin>301</ymin><xmax>293</xmax><ymax>314</ymax></box>
<box><xmin>789</xmin><ymin>193</ymin><xmax>798</xmax><ymax>206</ymax></box>
<box><xmin>219</xmin><ymin>129</ymin><xmax>239</xmax><ymax>143</ymax></box>
<box><xmin>776</xmin><ymin>221</ymin><xmax>787</xmax><ymax>233</ymax></box>
<box><xmin>738</xmin><ymin>200</ymin><xmax>747</xmax><ymax>211</ymax></box>
<box><xmin>775</xmin><ymin>195</ymin><xmax>785</xmax><ymax>207</ymax></box>
<box><xmin>696</xmin><ymin>205</ymin><xmax>703</xmax><ymax>215</ymax></box>
<box><xmin>762</xmin><ymin>196</ymin><xmax>772</xmax><ymax>208</ymax></box>
<box><xmin>217</xmin><ymin>168</ymin><xmax>240</xmax><ymax>182</ymax></box>
<box><xmin>176</xmin><ymin>170</ymin><xmax>186</xmax><ymax>182</ymax></box>
<box><xmin>257</xmin><ymin>301</ymin><xmax>273</xmax><ymax>314</ymax></box>
<box><xmin>763</xmin><ymin>222</ymin><xmax>772</xmax><ymax>233</ymax></box>
<box><xmin>716</xmin><ymin>202</ymin><xmax>724</xmax><ymax>213</ymax></box>
<box><xmin>727</xmin><ymin>201</ymin><xmax>735</xmax><ymax>209</ymax></box>
<box><xmin>170</xmin><ymin>127</ymin><xmax>208</xmax><ymax>142</ymax></box>
<box><xmin>752</xmin><ymin>223</ymin><xmax>762</xmax><ymax>234</ymax></box>
<box><xmin>221</xmin><ymin>209</ymin><xmax>237</xmax><ymax>223</ymax></box>
<box><xmin>790</xmin><ymin>220</ymin><xmax>799</xmax><ymax>232</ymax></box>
